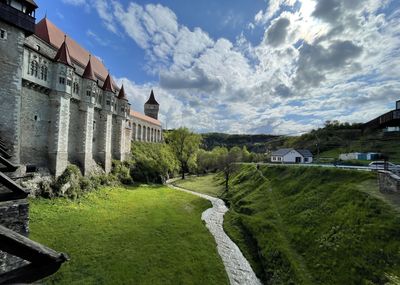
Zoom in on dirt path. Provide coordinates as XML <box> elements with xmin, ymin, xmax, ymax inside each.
<box><xmin>168</xmin><ymin>183</ymin><xmax>262</xmax><ymax>285</ymax></box>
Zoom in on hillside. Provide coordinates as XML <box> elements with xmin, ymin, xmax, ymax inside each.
<box><xmin>265</xmin><ymin>123</ymin><xmax>400</xmax><ymax>163</ymax></box>
<box><xmin>222</xmin><ymin>165</ymin><xmax>400</xmax><ymax>284</ymax></box>
<box><xmin>200</xmin><ymin>133</ymin><xmax>278</xmax><ymax>153</ymax></box>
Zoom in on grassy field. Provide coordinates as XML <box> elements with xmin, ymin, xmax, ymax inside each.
<box><xmin>174</xmin><ymin>174</ymin><xmax>225</xmax><ymax>197</ymax></box>
<box><xmin>222</xmin><ymin>165</ymin><xmax>400</xmax><ymax>284</ymax></box>
<box><xmin>29</xmin><ymin>185</ymin><xmax>229</xmax><ymax>285</ymax></box>
<box><xmin>193</xmin><ymin>165</ymin><xmax>400</xmax><ymax>285</ymax></box>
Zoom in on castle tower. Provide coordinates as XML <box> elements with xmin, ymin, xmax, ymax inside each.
<box><xmin>98</xmin><ymin>73</ymin><xmax>115</xmax><ymax>173</ymax></box>
<box><xmin>48</xmin><ymin>35</ymin><xmax>74</xmax><ymax>176</ymax></box>
<box><xmin>113</xmin><ymin>85</ymin><xmax>131</xmax><ymax>161</ymax></box>
<box><xmin>0</xmin><ymin>0</ymin><xmax>37</xmax><ymax>164</ymax></box>
<box><xmin>144</xmin><ymin>90</ymin><xmax>159</xmax><ymax>120</ymax></box>
<box><xmin>78</xmin><ymin>57</ymin><xmax>97</xmax><ymax>175</ymax></box>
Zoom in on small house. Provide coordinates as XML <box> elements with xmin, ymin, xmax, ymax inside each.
<box><xmin>271</xmin><ymin>148</ymin><xmax>313</xmax><ymax>164</ymax></box>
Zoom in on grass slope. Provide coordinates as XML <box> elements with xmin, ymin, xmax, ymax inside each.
<box><xmin>174</xmin><ymin>174</ymin><xmax>225</xmax><ymax>197</ymax></box>
<box><xmin>222</xmin><ymin>165</ymin><xmax>400</xmax><ymax>285</ymax></box>
<box><xmin>30</xmin><ymin>186</ymin><xmax>229</xmax><ymax>285</ymax></box>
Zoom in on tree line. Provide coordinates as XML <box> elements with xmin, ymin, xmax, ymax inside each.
<box><xmin>130</xmin><ymin>127</ymin><xmax>266</xmax><ymax>190</ymax></box>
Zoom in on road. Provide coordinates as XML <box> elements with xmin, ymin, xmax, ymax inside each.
<box><xmin>239</xmin><ymin>162</ymin><xmax>400</xmax><ymax>174</ymax></box>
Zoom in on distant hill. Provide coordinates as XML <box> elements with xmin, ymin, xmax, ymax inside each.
<box><xmin>200</xmin><ymin>133</ymin><xmax>278</xmax><ymax>153</ymax></box>
<box><xmin>265</xmin><ymin>122</ymin><xmax>400</xmax><ymax>163</ymax></box>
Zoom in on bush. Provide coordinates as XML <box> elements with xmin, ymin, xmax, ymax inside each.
<box><xmin>130</xmin><ymin>142</ymin><xmax>179</xmax><ymax>183</ymax></box>
<box><xmin>112</xmin><ymin>160</ymin><xmax>133</xmax><ymax>185</ymax></box>
<box><xmin>37</xmin><ymin>163</ymin><xmax>125</xmax><ymax>200</ymax></box>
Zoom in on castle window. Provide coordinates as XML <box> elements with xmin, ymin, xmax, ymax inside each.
<box><xmin>0</xmin><ymin>29</ymin><xmax>7</xmax><ymax>40</ymax></box>
<box><xmin>59</xmin><ymin>77</ymin><xmax>65</xmax><ymax>84</ymax></box>
<box><xmin>86</xmin><ymin>90</ymin><xmax>91</xmax><ymax>97</ymax></box>
<box><xmin>30</xmin><ymin>60</ymin><xmax>38</xmax><ymax>77</ymax></box>
<box><xmin>106</xmin><ymin>100</ymin><xmax>110</xmax><ymax>106</ymax></box>
<box><xmin>73</xmin><ymin>82</ymin><xmax>79</xmax><ymax>94</ymax></box>
<box><xmin>67</xmin><ymin>79</ymin><xmax>72</xmax><ymax>86</ymax></box>
<box><xmin>40</xmin><ymin>65</ymin><xmax>48</xmax><ymax>81</ymax></box>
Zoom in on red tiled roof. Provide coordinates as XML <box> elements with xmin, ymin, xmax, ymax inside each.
<box><xmin>145</xmin><ymin>90</ymin><xmax>159</xmax><ymax>105</ymax></box>
<box><xmin>35</xmin><ymin>17</ymin><xmax>161</xmax><ymax>127</ymax></box>
<box><xmin>102</xmin><ymin>73</ymin><xmax>115</xmax><ymax>92</ymax></box>
<box><xmin>35</xmin><ymin>17</ymin><xmax>108</xmax><ymax>80</ymax></box>
<box><xmin>118</xmin><ymin>84</ymin><xmax>128</xmax><ymax>100</ymax></box>
<box><xmin>54</xmin><ymin>36</ymin><xmax>72</xmax><ymax>67</ymax></box>
<box><xmin>130</xmin><ymin>110</ymin><xmax>161</xmax><ymax>126</ymax></box>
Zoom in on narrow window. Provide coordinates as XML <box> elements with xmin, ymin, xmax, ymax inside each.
<box><xmin>59</xmin><ymin>77</ymin><xmax>65</xmax><ymax>84</ymax></box>
<box><xmin>73</xmin><ymin>82</ymin><xmax>79</xmax><ymax>94</ymax></box>
<box><xmin>67</xmin><ymin>79</ymin><xmax>72</xmax><ymax>86</ymax></box>
<box><xmin>31</xmin><ymin>60</ymin><xmax>38</xmax><ymax>77</ymax></box>
<box><xmin>106</xmin><ymin>100</ymin><xmax>110</xmax><ymax>105</ymax></box>
<box><xmin>40</xmin><ymin>65</ymin><xmax>47</xmax><ymax>81</ymax></box>
<box><xmin>86</xmin><ymin>90</ymin><xmax>91</xmax><ymax>96</ymax></box>
<box><xmin>0</xmin><ymin>29</ymin><xmax>6</xmax><ymax>40</ymax></box>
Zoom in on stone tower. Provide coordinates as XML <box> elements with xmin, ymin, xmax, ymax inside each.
<box><xmin>48</xmin><ymin>36</ymin><xmax>73</xmax><ymax>176</ymax></box>
<box><xmin>0</xmin><ymin>0</ymin><xmax>37</xmax><ymax>164</ymax></box>
<box><xmin>144</xmin><ymin>90</ymin><xmax>159</xmax><ymax>120</ymax></box>
<box><xmin>99</xmin><ymin>73</ymin><xmax>115</xmax><ymax>173</ymax></box>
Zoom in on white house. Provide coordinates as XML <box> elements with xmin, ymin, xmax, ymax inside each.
<box><xmin>271</xmin><ymin>148</ymin><xmax>313</xmax><ymax>164</ymax></box>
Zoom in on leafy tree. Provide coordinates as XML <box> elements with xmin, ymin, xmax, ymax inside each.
<box><xmin>131</xmin><ymin>142</ymin><xmax>179</xmax><ymax>183</ymax></box>
<box><xmin>166</xmin><ymin>128</ymin><xmax>202</xmax><ymax>179</ymax></box>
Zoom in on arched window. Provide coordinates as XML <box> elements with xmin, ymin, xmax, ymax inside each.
<box><xmin>30</xmin><ymin>60</ymin><xmax>38</xmax><ymax>77</ymax></box>
<box><xmin>40</xmin><ymin>65</ymin><xmax>47</xmax><ymax>81</ymax></box>
<box><xmin>137</xmin><ymin>124</ymin><xmax>142</xmax><ymax>141</ymax></box>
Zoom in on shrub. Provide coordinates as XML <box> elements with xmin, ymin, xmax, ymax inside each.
<box><xmin>112</xmin><ymin>160</ymin><xmax>133</xmax><ymax>185</ymax></box>
<box><xmin>36</xmin><ymin>163</ymin><xmax>125</xmax><ymax>200</ymax></box>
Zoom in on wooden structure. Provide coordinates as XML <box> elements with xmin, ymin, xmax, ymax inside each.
<box><xmin>0</xmin><ymin>136</ymin><xmax>68</xmax><ymax>284</ymax></box>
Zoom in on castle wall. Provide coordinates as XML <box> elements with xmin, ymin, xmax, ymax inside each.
<box><xmin>20</xmin><ymin>86</ymin><xmax>51</xmax><ymax>167</ymax></box>
<box><xmin>130</xmin><ymin>116</ymin><xmax>163</xmax><ymax>143</ymax></box>
<box><xmin>1</xmin><ymin>20</ymin><xmax>160</xmax><ymax>177</ymax></box>
<box><xmin>67</xmin><ymin>100</ymin><xmax>80</xmax><ymax>166</ymax></box>
<box><xmin>0</xmin><ymin>21</ymin><xmax>25</xmax><ymax>164</ymax></box>
<box><xmin>92</xmin><ymin>109</ymin><xmax>101</xmax><ymax>164</ymax></box>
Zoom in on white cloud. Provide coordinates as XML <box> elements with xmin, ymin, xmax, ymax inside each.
<box><xmin>63</xmin><ymin>0</ymin><xmax>400</xmax><ymax>134</ymax></box>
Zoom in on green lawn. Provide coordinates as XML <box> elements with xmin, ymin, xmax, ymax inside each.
<box><xmin>29</xmin><ymin>185</ymin><xmax>229</xmax><ymax>285</ymax></box>
<box><xmin>222</xmin><ymin>165</ymin><xmax>400</xmax><ymax>284</ymax></box>
<box><xmin>174</xmin><ymin>174</ymin><xmax>225</xmax><ymax>197</ymax></box>
<box><xmin>183</xmin><ymin>166</ymin><xmax>400</xmax><ymax>284</ymax></box>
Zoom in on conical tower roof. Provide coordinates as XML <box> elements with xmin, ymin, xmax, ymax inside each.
<box><xmin>145</xmin><ymin>90</ymin><xmax>159</xmax><ymax>105</ymax></box>
<box><xmin>54</xmin><ymin>35</ymin><xmax>73</xmax><ymax>67</ymax></box>
<box><xmin>118</xmin><ymin>84</ymin><xmax>128</xmax><ymax>100</ymax></box>
<box><xmin>82</xmin><ymin>55</ymin><xmax>96</xmax><ymax>81</ymax></box>
<box><xmin>102</xmin><ymin>73</ymin><xmax>114</xmax><ymax>92</ymax></box>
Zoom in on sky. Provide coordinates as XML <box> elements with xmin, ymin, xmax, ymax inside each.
<box><xmin>35</xmin><ymin>0</ymin><xmax>400</xmax><ymax>135</ymax></box>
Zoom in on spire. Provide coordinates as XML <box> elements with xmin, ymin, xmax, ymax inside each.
<box><xmin>102</xmin><ymin>73</ymin><xmax>114</xmax><ymax>93</ymax></box>
<box><xmin>82</xmin><ymin>55</ymin><xmax>96</xmax><ymax>81</ymax></box>
<box><xmin>145</xmin><ymin>89</ymin><xmax>159</xmax><ymax>105</ymax></box>
<box><xmin>54</xmin><ymin>35</ymin><xmax>73</xmax><ymax>67</ymax></box>
<box><xmin>118</xmin><ymin>84</ymin><xmax>128</xmax><ymax>100</ymax></box>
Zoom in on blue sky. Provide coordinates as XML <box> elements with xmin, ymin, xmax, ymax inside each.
<box><xmin>36</xmin><ymin>0</ymin><xmax>400</xmax><ymax>134</ymax></box>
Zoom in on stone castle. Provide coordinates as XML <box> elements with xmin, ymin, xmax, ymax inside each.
<box><xmin>0</xmin><ymin>0</ymin><xmax>163</xmax><ymax>177</ymax></box>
